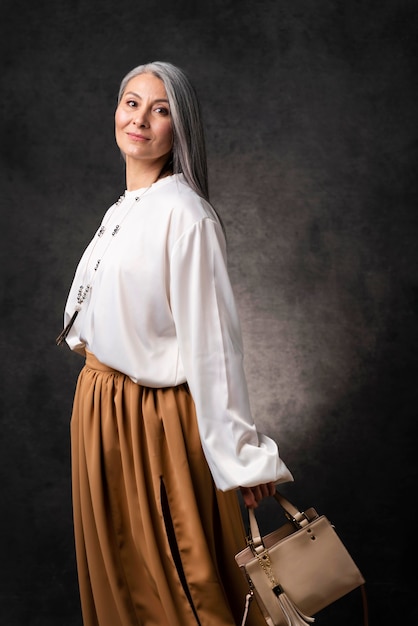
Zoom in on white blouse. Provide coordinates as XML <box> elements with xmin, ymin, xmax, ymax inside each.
<box><xmin>63</xmin><ymin>174</ymin><xmax>293</xmax><ymax>491</ymax></box>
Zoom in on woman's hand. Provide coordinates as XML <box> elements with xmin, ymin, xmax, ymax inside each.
<box><xmin>239</xmin><ymin>482</ymin><xmax>276</xmax><ymax>508</ymax></box>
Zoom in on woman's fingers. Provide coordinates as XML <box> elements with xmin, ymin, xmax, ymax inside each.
<box><xmin>240</xmin><ymin>486</ymin><xmax>257</xmax><ymax>508</ymax></box>
<box><xmin>239</xmin><ymin>482</ymin><xmax>276</xmax><ymax>509</ymax></box>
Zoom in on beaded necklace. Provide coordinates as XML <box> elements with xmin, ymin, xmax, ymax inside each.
<box><xmin>56</xmin><ymin>182</ymin><xmax>154</xmax><ymax>346</ymax></box>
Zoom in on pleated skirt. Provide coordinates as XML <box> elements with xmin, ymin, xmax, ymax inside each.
<box><xmin>70</xmin><ymin>351</ymin><xmax>266</xmax><ymax>626</ymax></box>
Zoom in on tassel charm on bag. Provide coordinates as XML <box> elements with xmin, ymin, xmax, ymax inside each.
<box><xmin>56</xmin><ymin>309</ymin><xmax>79</xmax><ymax>346</ymax></box>
<box><xmin>239</xmin><ymin>582</ymin><xmax>314</xmax><ymax>626</ymax></box>
<box><xmin>253</xmin><ymin>546</ymin><xmax>315</xmax><ymax>626</ymax></box>
<box><xmin>273</xmin><ymin>586</ymin><xmax>315</xmax><ymax>626</ymax></box>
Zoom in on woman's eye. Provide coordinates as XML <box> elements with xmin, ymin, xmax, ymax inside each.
<box><xmin>126</xmin><ymin>100</ymin><xmax>137</xmax><ymax>108</ymax></box>
<box><xmin>154</xmin><ymin>106</ymin><xmax>169</xmax><ymax>116</ymax></box>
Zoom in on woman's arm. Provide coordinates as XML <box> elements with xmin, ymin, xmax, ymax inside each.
<box><xmin>170</xmin><ymin>216</ymin><xmax>293</xmax><ymax>491</ymax></box>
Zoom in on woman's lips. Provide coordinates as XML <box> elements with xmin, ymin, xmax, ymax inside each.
<box><xmin>127</xmin><ymin>132</ymin><xmax>149</xmax><ymax>141</ymax></box>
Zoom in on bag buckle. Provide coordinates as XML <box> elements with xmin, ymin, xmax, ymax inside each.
<box><xmin>285</xmin><ymin>510</ymin><xmax>310</xmax><ymax>528</ymax></box>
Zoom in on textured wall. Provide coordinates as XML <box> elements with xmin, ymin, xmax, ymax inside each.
<box><xmin>1</xmin><ymin>1</ymin><xmax>416</xmax><ymax>624</ymax></box>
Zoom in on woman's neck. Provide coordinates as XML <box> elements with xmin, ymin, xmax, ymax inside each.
<box><xmin>125</xmin><ymin>157</ymin><xmax>170</xmax><ymax>191</ymax></box>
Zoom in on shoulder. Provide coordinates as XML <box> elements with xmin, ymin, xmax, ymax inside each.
<box><xmin>148</xmin><ymin>174</ymin><xmax>225</xmax><ymax>253</ymax></box>
<box><xmin>156</xmin><ymin>174</ymin><xmax>218</xmax><ymax>225</ymax></box>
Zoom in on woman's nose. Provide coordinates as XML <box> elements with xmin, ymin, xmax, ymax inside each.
<box><xmin>133</xmin><ymin>110</ymin><xmax>149</xmax><ymax>127</ymax></box>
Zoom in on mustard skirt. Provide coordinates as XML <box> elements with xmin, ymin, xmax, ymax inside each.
<box><xmin>70</xmin><ymin>352</ymin><xmax>265</xmax><ymax>626</ymax></box>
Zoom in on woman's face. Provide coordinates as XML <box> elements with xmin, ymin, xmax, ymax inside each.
<box><xmin>115</xmin><ymin>73</ymin><xmax>173</xmax><ymax>165</ymax></box>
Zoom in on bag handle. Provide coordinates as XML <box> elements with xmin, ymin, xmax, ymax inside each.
<box><xmin>248</xmin><ymin>491</ymin><xmax>313</xmax><ymax>554</ymax></box>
<box><xmin>273</xmin><ymin>491</ymin><xmax>313</xmax><ymax>526</ymax></box>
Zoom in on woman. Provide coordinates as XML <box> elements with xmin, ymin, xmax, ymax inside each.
<box><xmin>57</xmin><ymin>61</ymin><xmax>293</xmax><ymax>626</ymax></box>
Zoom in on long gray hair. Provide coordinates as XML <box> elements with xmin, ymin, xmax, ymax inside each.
<box><xmin>118</xmin><ymin>61</ymin><xmax>210</xmax><ymax>202</ymax></box>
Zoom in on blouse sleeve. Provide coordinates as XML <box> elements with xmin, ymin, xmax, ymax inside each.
<box><xmin>170</xmin><ymin>217</ymin><xmax>293</xmax><ymax>491</ymax></box>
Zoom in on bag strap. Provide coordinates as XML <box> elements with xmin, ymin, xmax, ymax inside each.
<box><xmin>248</xmin><ymin>491</ymin><xmax>312</xmax><ymax>553</ymax></box>
<box><xmin>273</xmin><ymin>491</ymin><xmax>314</xmax><ymax>527</ymax></box>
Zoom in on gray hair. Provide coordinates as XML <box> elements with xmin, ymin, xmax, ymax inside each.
<box><xmin>118</xmin><ymin>61</ymin><xmax>210</xmax><ymax>202</ymax></box>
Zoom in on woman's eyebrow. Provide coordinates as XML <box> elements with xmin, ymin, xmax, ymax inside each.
<box><xmin>124</xmin><ymin>91</ymin><xmax>169</xmax><ymax>104</ymax></box>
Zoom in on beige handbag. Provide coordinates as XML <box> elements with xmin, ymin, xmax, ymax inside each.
<box><xmin>235</xmin><ymin>491</ymin><xmax>367</xmax><ymax>626</ymax></box>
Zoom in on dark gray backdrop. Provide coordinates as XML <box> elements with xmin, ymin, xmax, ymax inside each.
<box><xmin>1</xmin><ymin>1</ymin><xmax>416</xmax><ymax>624</ymax></box>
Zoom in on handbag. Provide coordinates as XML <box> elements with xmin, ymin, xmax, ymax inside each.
<box><xmin>235</xmin><ymin>491</ymin><xmax>367</xmax><ymax>626</ymax></box>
